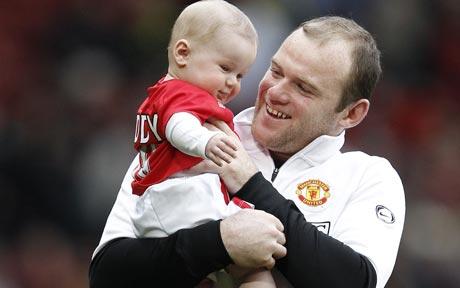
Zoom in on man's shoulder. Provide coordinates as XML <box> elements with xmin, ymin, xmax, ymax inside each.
<box><xmin>339</xmin><ymin>150</ymin><xmax>391</xmax><ymax>167</ymax></box>
<box><xmin>233</xmin><ymin>107</ymin><xmax>254</xmax><ymax>119</ymax></box>
<box><xmin>234</xmin><ymin>107</ymin><xmax>255</xmax><ymax>137</ymax></box>
<box><xmin>338</xmin><ymin>151</ymin><xmax>403</xmax><ymax>189</ymax></box>
<box><xmin>328</xmin><ymin>151</ymin><xmax>399</xmax><ymax>181</ymax></box>
<box><xmin>234</xmin><ymin>107</ymin><xmax>255</xmax><ymax>127</ymax></box>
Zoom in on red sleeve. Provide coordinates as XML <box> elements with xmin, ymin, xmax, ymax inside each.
<box><xmin>132</xmin><ymin>80</ymin><xmax>237</xmax><ymax>195</ymax></box>
<box><xmin>139</xmin><ymin>80</ymin><xmax>235</xmax><ymax>142</ymax></box>
<box><xmin>156</xmin><ymin>81</ymin><xmax>235</xmax><ymax>134</ymax></box>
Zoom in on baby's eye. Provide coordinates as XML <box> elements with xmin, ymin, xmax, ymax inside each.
<box><xmin>220</xmin><ymin>65</ymin><xmax>230</xmax><ymax>72</ymax></box>
<box><xmin>270</xmin><ymin>67</ymin><xmax>282</xmax><ymax>77</ymax></box>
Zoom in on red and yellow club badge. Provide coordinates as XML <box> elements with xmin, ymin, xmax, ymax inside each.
<box><xmin>296</xmin><ymin>179</ymin><xmax>330</xmax><ymax>207</ymax></box>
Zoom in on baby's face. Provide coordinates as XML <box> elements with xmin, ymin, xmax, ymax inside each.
<box><xmin>183</xmin><ymin>31</ymin><xmax>257</xmax><ymax>105</ymax></box>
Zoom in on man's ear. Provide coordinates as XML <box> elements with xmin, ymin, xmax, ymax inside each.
<box><xmin>173</xmin><ymin>39</ymin><xmax>190</xmax><ymax>67</ymax></box>
<box><xmin>339</xmin><ymin>99</ymin><xmax>370</xmax><ymax>129</ymax></box>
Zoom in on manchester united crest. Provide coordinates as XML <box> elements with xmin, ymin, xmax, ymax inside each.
<box><xmin>296</xmin><ymin>179</ymin><xmax>330</xmax><ymax>207</ymax></box>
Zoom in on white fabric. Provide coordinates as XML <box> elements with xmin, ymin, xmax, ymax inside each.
<box><xmin>92</xmin><ymin>157</ymin><xmax>139</xmax><ymax>258</ymax></box>
<box><xmin>93</xmin><ymin>110</ymin><xmax>242</xmax><ymax>253</ymax></box>
<box><xmin>93</xmin><ymin>162</ymin><xmax>241</xmax><ymax>257</ymax></box>
<box><xmin>93</xmin><ymin>107</ymin><xmax>405</xmax><ymax>288</ymax></box>
<box><xmin>234</xmin><ymin>107</ymin><xmax>405</xmax><ymax>288</ymax></box>
<box><xmin>131</xmin><ymin>170</ymin><xmax>242</xmax><ymax>238</ymax></box>
<box><xmin>166</xmin><ymin>112</ymin><xmax>221</xmax><ymax>159</ymax></box>
<box><xmin>131</xmin><ymin>111</ymin><xmax>241</xmax><ymax>238</ymax></box>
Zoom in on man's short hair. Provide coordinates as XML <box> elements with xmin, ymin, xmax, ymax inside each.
<box><xmin>300</xmin><ymin>16</ymin><xmax>382</xmax><ymax>112</ymax></box>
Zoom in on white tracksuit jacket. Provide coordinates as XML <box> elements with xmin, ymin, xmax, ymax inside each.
<box><xmin>93</xmin><ymin>107</ymin><xmax>405</xmax><ymax>288</ymax></box>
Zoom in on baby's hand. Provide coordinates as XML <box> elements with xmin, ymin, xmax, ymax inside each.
<box><xmin>205</xmin><ymin>133</ymin><xmax>238</xmax><ymax>166</ymax></box>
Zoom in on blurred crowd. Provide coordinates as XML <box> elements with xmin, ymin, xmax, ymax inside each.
<box><xmin>0</xmin><ymin>0</ymin><xmax>459</xmax><ymax>287</ymax></box>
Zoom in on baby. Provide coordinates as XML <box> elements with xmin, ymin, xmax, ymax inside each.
<box><xmin>130</xmin><ymin>1</ymin><xmax>275</xmax><ymax>287</ymax></box>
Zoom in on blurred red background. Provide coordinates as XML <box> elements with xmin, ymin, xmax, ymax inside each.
<box><xmin>0</xmin><ymin>0</ymin><xmax>459</xmax><ymax>287</ymax></box>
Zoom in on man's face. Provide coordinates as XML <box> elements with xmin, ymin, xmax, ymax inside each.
<box><xmin>252</xmin><ymin>29</ymin><xmax>353</xmax><ymax>159</ymax></box>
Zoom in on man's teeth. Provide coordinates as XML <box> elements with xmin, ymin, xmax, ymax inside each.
<box><xmin>266</xmin><ymin>104</ymin><xmax>290</xmax><ymax>119</ymax></box>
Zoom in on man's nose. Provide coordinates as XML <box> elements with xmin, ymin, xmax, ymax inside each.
<box><xmin>267</xmin><ymin>80</ymin><xmax>289</xmax><ymax>104</ymax></box>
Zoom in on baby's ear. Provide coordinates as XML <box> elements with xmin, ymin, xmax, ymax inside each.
<box><xmin>173</xmin><ymin>39</ymin><xmax>190</xmax><ymax>67</ymax></box>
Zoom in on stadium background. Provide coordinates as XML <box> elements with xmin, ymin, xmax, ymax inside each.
<box><xmin>0</xmin><ymin>0</ymin><xmax>459</xmax><ymax>287</ymax></box>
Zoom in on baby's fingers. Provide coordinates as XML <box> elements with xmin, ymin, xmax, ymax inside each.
<box><xmin>213</xmin><ymin>146</ymin><xmax>234</xmax><ymax>164</ymax></box>
<box><xmin>207</xmin><ymin>150</ymin><xmax>223</xmax><ymax>166</ymax></box>
<box><xmin>221</xmin><ymin>137</ymin><xmax>238</xmax><ymax>151</ymax></box>
<box><xmin>217</xmin><ymin>142</ymin><xmax>237</xmax><ymax>160</ymax></box>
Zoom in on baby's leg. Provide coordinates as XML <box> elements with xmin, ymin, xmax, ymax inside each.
<box><xmin>239</xmin><ymin>268</ymin><xmax>275</xmax><ymax>288</ymax></box>
<box><xmin>228</xmin><ymin>266</ymin><xmax>275</xmax><ymax>288</ymax></box>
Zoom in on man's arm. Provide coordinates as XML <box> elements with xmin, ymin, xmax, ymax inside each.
<box><xmin>235</xmin><ymin>173</ymin><xmax>377</xmax><ymax>288</ymax></box>
<box><xmin>211</xmin><ymin>132</ymin><xmax>376</xmax><ymax>287</ymax></box>
<box><xmin>89</xmin><ymin>221</ymin><xmax>230</xmax><ymax>287</ymax></box>
<box><xmin>90</xmin><ymin>208</ymin><xmax>286</xmax><ymax>288</ymax></box>
<box><xmin>90</xmin><ymin>212</ymin><xmax>286</xmax><ymax>288</ymax></box>
<box><xmin>207</xmin><ymin>119</ymin><xmax>378</xmax><ymax>287</ymax></box>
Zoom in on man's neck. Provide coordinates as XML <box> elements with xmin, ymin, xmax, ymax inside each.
<box><xmin>269</xmin><ymin>150</ymin><xmax>291</xmax><ymax>168</ymax></box>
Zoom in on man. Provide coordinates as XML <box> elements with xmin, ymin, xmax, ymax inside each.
<box><xmin>89</xmin><ymin>16</ymin><xmax>405</xmax><ymax>288</ymax></box>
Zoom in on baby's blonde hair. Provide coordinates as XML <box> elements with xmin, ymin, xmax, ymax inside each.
<box><xmin>167</xmin><ymin>0</ymin><xmax>257</xmax><ymax>62</ymax></box>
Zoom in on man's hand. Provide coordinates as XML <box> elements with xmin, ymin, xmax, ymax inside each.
<box><xmin>218</xmin><ymin>141</ymin><xmax>258</xmax><ymax>193</ymax></box>
<box><xmin>203</xmin><ymin>119</ymin><xmax>258</xmax><ymax>193</ymax></box>
<box><xmin>220</xmin><ymin>209</ymin><xmax>287</xmax><ymax>269</ymax></box>
<box><xmin>205</xmin><ymin>133</ymin><xmax>238</xmax><ymax>166</ymax></box>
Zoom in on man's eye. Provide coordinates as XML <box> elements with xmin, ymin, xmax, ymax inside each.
<box><xmin>297</xmin><ymin>84</ymin><xmax>312</xmax><ymax>95</ymax></box>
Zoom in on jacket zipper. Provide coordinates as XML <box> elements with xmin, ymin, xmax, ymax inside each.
<box><xmin>271</xmin><ymin>167</ymin><xmax>279</xmax><ymax>182</ymax></box>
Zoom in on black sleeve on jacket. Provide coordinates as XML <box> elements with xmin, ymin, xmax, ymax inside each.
<box><xmin>235</xmin><ymin>172</ymin><xmax>377</xmax><ymax>288</ymax></box>
<box><xmin>89</xmin><ymin>220</ymin><xmax>232</xmax><ymax>288</ymax></box>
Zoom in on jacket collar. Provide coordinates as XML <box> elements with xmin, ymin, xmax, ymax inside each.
<box><xmin>295</xmin><ymin>131</ymin><xmax>344</xmax><ymax>166</ymax></box>
<box><xmin>234</xmin><ymin>107</ymin><xmax>345</xmax><ymax>167</ymax></box>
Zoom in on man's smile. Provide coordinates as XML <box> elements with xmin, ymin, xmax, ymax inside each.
<box><xmin>266</xmin><ymin>103</ymin><xmax>291</xmax><ymax>119</ymax></box>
